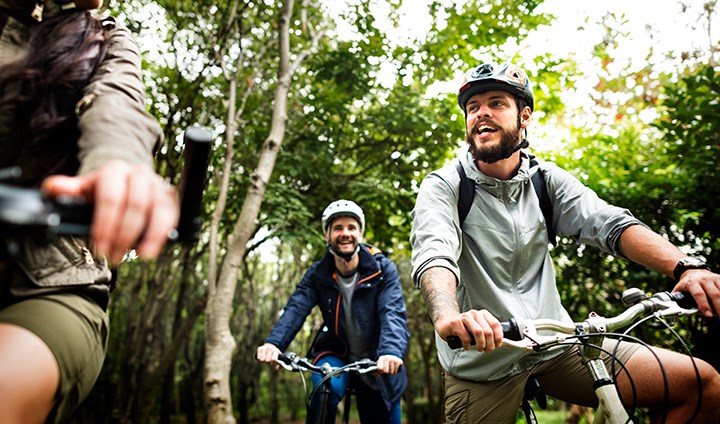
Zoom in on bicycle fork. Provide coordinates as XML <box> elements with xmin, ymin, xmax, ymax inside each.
<box><xmin>309</xmin><ymin>380</ymin><xmax>333</xmax><ymax>424</ymax></box>
<box><xmin>580</xmin><ymin>330</ymin><xmax>630</xmax><ymax>424</ymax></box>
<box><xmin>584</xmin><ymin>357</ymin><xmax>629</xmax><ymax>424</ymax></box>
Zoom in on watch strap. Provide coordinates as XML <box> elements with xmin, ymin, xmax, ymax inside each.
<box><xmin>673</xmin><ymin>257</ymin><xmax>709</xmax><ymax>281</ymax></box>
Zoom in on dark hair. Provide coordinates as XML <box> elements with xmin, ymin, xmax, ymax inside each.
<box><xmin>517</xmin><ymin>97</ymin><xmax>529</xmax><ymax>113</ymax></box>
<box><xmin>516</xmin><ymin>97</ymin><xmax>531</xmax><ymax>147</ymax></box>
<box><xmin>516</xmin><ymin>97</ymin><xmax>528</xmax><ymax>127</ymax></box>
<box><xmin>0</xmin><ymin>11</ymin><xmax>108</xmax><ymax>147</ymax></box>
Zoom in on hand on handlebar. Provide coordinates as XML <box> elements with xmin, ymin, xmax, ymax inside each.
<box><xmin>376</xmin><ymin>354</ymin><xmax>403</xmax><ymax>375</ymax></box>
<box><xmin>42</xmin><ymin>161</ymin><xmax>179</xmax><ymax>265</ymax></box>
<box><xmin>673</xmin><ymin>269</ymin><xmax>720</xmax><ymax>318</ymax></box>
<box><xmin>256</xmin><ymin>343</ymin><xmax>282</xmax><ymax>363</ymax></box>
<box><xmin>436</xmin><ymin>309</ymin><xmax>504</xmax><ymax>352</ymax></box>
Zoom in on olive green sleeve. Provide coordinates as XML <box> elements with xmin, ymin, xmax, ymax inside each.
<box><xmin>75</xmin><ymin>17</ymin><xmax>162</xmax><ymax>175</ymax></box>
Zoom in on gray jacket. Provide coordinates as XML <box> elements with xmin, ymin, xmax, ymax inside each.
<box><xmin>410</xmin><ymin>146</ymin><xmax>643</xmax><ymax>381</ymax></box>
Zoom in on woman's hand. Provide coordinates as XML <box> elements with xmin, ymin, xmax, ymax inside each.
<box><xmin>42</xmin><ymin>161</ymin><xmax>179</xmax><ymax>264</ymax></box>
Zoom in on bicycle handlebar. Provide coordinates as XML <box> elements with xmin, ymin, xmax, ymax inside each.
<box><xmin>446</xmin><ymin>290</ymin><xmax>698</xmax><ymax>350</ymax></box>
<box><xmin>175</xmin><ymin>127</ymin><xmax>213</xmax><ymax>243</ymax></box>
<box><xmin>0</xmin><ymin>126</ymin><xmax>212</xmax><ymax>246</ymax></box>
<box><xmin>276</xmin><ymin>352</ymin><xmax>378</xmax><ymax>376</ymax></box>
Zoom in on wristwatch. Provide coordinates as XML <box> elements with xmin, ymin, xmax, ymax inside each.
<box><xmin>673</xmin><ymin>257</ymin><xmax>709</xmax><ymax>281</ymax></box>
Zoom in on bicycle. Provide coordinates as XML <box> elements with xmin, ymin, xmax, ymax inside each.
<box><xmin>276</xmin><ymin>351</ymin><xmax>378</xmax><ymax>424</ymax></box>
<box><xmin>447</xmin><ymin>288</ymin><xmax>703</xmax><ymax>424</ymax></box>
<box><xmin>0</xmin><ymin>126</ymin><xmax>212</xmax><ymax>249</ymax></box>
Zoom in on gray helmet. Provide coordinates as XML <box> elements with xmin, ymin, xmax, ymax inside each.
<box><xmin>321</xmin><ymin>200</ymin><xmax>365</xmax><ymax>233</ymax></box>
<box><xmin>457</xmin><ymin>62</ymin><xmax>534</xmax><ymax>112</ymax></box>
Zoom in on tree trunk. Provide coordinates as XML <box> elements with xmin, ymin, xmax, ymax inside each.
<box><xmin>203</xmin><ymin>1</ymin><xmax>298</xmax><ymax>423</ymax></box>
<box><xmin>403</xmin><ymin>341</ymin><xmax>416</xmax><ymax>424</ymax></box>
<box><xmin>421</xmin><ymin>338</ymin><xmax>442</xmax><ymax>424</ymax></box>
<box><xmin>269</xmin><ymin>292</ymin><xmax>280</xmax><ymax>424</ymax></box>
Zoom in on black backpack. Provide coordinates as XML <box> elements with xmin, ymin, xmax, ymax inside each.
<box><xmin>455</xmin><ymin>156</ymin><xmax>557</xmax><ymax>246</ymax></box>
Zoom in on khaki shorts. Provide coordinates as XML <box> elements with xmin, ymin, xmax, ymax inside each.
<box><xmin>0</xmin><ymin>292</ymin><xmax>109</xmax><ymax>423</ymax></box>
<box><xmin>444</xmin><ymin>340</ymin><xmax>641</xmax><ymax>423</ymax></box>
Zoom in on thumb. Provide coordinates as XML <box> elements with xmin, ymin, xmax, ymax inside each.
<box><xmin>42</xmin><ymin>174</ymin><xmax>97</xmax><ymax>200</ymax></box>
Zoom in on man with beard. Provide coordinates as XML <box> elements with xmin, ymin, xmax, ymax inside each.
<box><xmin>410</xmin><ymin>62</ymin><xmax>720</xmax><ymax>422</ymax></box>
<box><xmin>256</xmin><ymin>200</ymin><xmax>409</xmax><ymax>424</ymax></box>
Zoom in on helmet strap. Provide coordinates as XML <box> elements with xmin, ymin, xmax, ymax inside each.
<box><xmin>328</xmin><ymin>244</ymin><xmax>360</xmax><ymax>263</ymax></box>
<box><xmin>483</xmin><ymin>117</ymin><xmax>529</xmax><ymax>163</ymax></box>
<box><xmin>514</xmin><ymin>138</ymin><xmax>529</xmax><ymax>153</ymax></box>
<box><xmin>514</xmin><ymin>108</ymin><xmax>530</xmax><ymax>152</ymax></box>
<box><xmin>495</xmin><ymin>138</ymin><xmax>528</xmax><ymax>161</ymax></box>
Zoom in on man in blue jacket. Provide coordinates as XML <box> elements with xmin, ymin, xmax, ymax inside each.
<box><xmin>256</xmin><ymin>199</ymin><xmax>409</xmax><ymax>424</ymax></box>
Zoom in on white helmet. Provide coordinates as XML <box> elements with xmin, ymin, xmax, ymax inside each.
<box><xmin>321</xmin><ymin>200</ymin><xmax>365</xmax><ymax>233</ymax></box>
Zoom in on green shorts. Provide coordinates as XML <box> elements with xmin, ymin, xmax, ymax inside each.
<box><xmin>444</xmin><ymin>339</ymin><xmax>641</xmax><ymax>423</ymax></box>
<box><xmin>0</xmin><ymin>292</ymin><xmax>109</xmax><ymax>423</ymax></box>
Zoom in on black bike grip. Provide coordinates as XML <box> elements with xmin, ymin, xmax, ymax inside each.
<box><xmin>276</xmin><ymin>353</ymin><xmax>293</xmax><ymax>366</ymax></box>
<box><xmin>503</xmin><ymin>318</ymin><xmax>522</xmax><ymax>341</ymax></box>
<box><xmin>446</xmin><ymin>319</ymin><xmax>521</xmax><ymax>349</ymax></box>
<box><xmin>669</xmin><ymin>291</ymin><xmax>698</xmax><ymax>309</ymax></box>
<box><xmin>445</xmin><ymin>335</ymin><xmax>462</xmax><ymax>349</ymax></box>
<box><xmin>52</xmin><ymin>194</ymin><xmax>93</xmax><ymax>236</ymax></box>
<box><xmin>175</xmin><ymin>127</ymin><xmax>213</xmax><ymax>243</ymax></box>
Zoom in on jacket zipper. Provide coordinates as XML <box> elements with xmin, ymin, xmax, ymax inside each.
<box><xmin>80</xmin><ymin>246</ymin><xmax>94</xmax><ymax>265</ymax></box>
<box><xmin>31</xmin><ymin>2</ymin><xmax>45</xmax><ymax>21</ymax></box>
<box><xmin>67</xmin><ymin>238</ymin><xmax>94</xmax><ymax>265</ymax></box>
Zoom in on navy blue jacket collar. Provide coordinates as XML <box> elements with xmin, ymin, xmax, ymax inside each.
<box><xmin>312</xmin><ymin>243</ymin><xmax>382</xmax><ymax>284</ymax></box>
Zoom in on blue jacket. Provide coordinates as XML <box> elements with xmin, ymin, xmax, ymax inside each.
<box><xmin>265</xmin><ymin>243</ymin><xmax>410</xmax><ymax>409</ymax></box>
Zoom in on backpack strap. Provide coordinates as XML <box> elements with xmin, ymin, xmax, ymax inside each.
<box><xmin>456</xmin><ymin>158</ymin><xmax>556</xmax><ymax>246</ymax></box>
<box><xmin>455</xmin><ymin>161</ymin><xmax>474</xmax><ymax>225</ymax></box>
<box><xmin>528</xmin><ymin>157</ymin><xmax>557</xmax><ymax>246</ymax></box>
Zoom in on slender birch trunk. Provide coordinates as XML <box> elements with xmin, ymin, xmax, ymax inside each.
<box><xmin>203</xmin><ymin>1</ymin><xmax>323</xmax><ymax>422</ymax></box>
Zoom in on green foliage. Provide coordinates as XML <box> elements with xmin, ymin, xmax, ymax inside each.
<box><xmin>654</xmin><ymin>64</ymin><xmax>720</xmax><ymax>251</ymax></box>
<box><xmin>546</xmin><ymin>15</ymin><xmax>720</xmax><ymax>366</ymax></box>
<box><xmin>415</xmin><ymin>0</ymin><xmax>550</xmax><ymax>82</ymax></box>
<box><xmin>74</xmin><ymin>1</ymin><xmax>720</xmax><ymax>423</ymax></box>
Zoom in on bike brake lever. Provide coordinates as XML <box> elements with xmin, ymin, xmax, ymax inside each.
<box><xmin>501</xmin><ymin>338</ymin><xmax>536</xmax><ymax>350</ymax></box>
<box><xmin>504</xmin><ymin>320</ymin><xmax>574</xmax><ymax>351</ymax></box>
<box><xmin>275</xmin><ymin>358</ymin><xmax>296</xmax><ymax>371</ymax></box>
<box><xmin>355</xmin><ymin>358</ymin><xmax>375</xmax><ymax>367</ymax></box>
<box><xmin>501</xmin><ymin>336</ymin><xmax>573</xmax><ymax>351</ymax></box>
<box><xmin>357</xmin><ymin>366</ymin><xmax>378</xmax><ymax>374</ymax></box>
<box><xmin>276</xmin><ymin>352</ymin><xmax>299</xmax><ymax>371</ymax></box>
<box><xmin>355</xmin><ymin>360</ymin><xmax>378</xmax><ymax>374</ymax></box>
<box><xmin>654</xmin><ymin>303</ymin><xmax>698</xmax><ymax>318</ymax></box>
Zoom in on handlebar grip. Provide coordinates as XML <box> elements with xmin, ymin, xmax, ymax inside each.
<box><xmin>175</xmin><ymin>127</ymin><xmax>213</xmax><ymax>244</ymax></box>
<box><xmin>669</xmin><ymin>291</ymin><xmax>697</xmax><ymax>309</ymax></box>
<box><xmin>446</xmin><ymin>336</ymin><xmax>462</xmax><ymax>349</ymax></box>
<box><xmin>446</xmin><ymin>319</ymin><xmax>521</xmax><ymax>349</ymax></box>
<box><xmin>503</xmin><ymin>318</ymin><xmax>522</xmax><ymax>341</ymax></box>
<box><xmin>276</xmin><ymin>352</ymin><xmax>293</xmax><ymax>366</ymax></box>
<box><xmin>52</xmin><ymin>195</ymin><xmax>93</xmax><ymax>236</ymax></box>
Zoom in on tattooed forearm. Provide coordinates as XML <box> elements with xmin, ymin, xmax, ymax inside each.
<box><xmin>419</xmin><ymin>267</ymin><xmax>459</xmax><ymax>323</ymax></box>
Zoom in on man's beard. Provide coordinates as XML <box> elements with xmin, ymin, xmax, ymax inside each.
<box><xmin>466</xmin><ymin>119</ymin><xmax>523</xmax><ymax>164</ymax></box>
<box><xmin>329</xmin><ymin>236</ymin><xmax>359</xmax><ymax>260</ymax></box>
